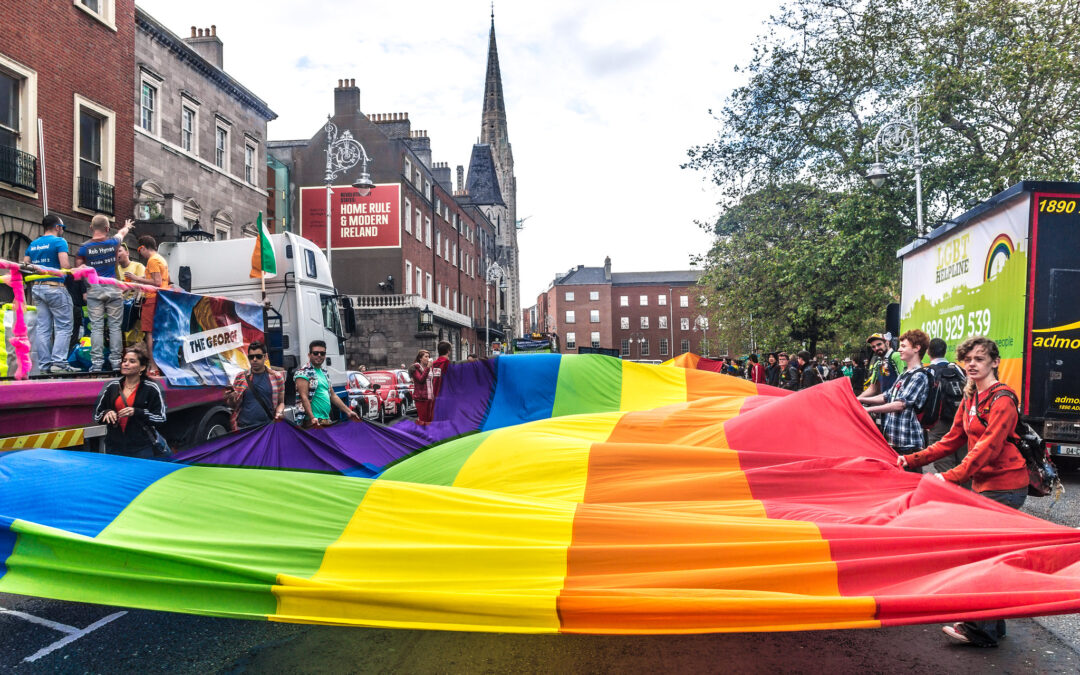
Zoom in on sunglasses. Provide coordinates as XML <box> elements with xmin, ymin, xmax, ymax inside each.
<box><xmin>310</xmin><ymin>351</ymin><xmax>326</xmax><ymax>356</ymax></box>
<box><xmin>249</xmin><ymin>353</ymin><xmax>265</xmax><ymax>359</ymax></box>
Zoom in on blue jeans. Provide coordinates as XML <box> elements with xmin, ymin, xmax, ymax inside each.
<box><xmin>965</xmin><ymin>487</ymin><xmax>1028</xmax><ymax>643</ymax></box>
<box><xmin>86</xmin><ymin>284</ymin><xmax>123</xmax><ymax>370</ymax></box>
<box><xmin>31</xmin><ymin>284</ymin><xmax>73</xmax><ymax>370</ymax></box>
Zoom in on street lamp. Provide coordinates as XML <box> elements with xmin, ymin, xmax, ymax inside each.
<box><xmin>866</xmin><ymin>98</ymin><xmax>924</xmax><ymax>233</ymax></box>
<box><xmin>418</xmin><ymin>304</ymin><xmax>434</xmax><ymax>333</ymax></box>
<box><xmin>324</xmin><ymin>117</ymin><xmax>375</xmax><ymax>272</ymax></box>
<box><xmin>484</xmin><ymin>260</ymin><xmax>505</xmax><ymax>357</ymax></box>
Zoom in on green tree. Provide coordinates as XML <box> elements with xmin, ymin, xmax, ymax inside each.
<box><xmin>688</xmin><ymin>0</ymin><xmax>1080</xmax><ymax>350</ymax></box>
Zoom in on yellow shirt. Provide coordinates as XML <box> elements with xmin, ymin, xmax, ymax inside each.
<box><xmin>117</xmin><ymin>260</ymin><xmax>145</xmax><ymax>299</ymax></box>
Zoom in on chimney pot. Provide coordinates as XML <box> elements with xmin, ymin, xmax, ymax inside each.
<box><xmin>337</xmin><ymin>79</ymin><xmax>342</xmax><ymax>87</ymax></box>
<box><xmin>350</xmin><ymin>78</ymin><xmax>355</xmax><ymax>87</ymax></box>
<box><xmin>197</xmin><ymin>28</ymin><xmax>203</xmax><ymax>37</ymax></box>
<box><xmin>191</xmin><ymin>26</ymin><xmax>196</xmax><ymax>37</ymax></box>
<box><xmin>211</xmin><ymin>24</ymin><xmax>216</xmax><ymax>36</ymax></box>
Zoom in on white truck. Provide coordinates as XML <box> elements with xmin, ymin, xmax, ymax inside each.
<box><xmin>0</xmin><ymin>232</ymin><xmax>356</xmax><ymax>451</ymax></box>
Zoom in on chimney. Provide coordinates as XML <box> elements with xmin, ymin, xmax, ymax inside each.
<box><xmin>405</xmin><ymin>129</ymin><xmax>432</xmax><ymax>168</ymax></box>
<box><xmin>456</xmin><ymin>165</ymin><xmax>464</xmax><ymax>193</ymax></box>
<box><xmin>604</xmin><ymin>256</ymin><xmax>611</xmax><ymax>281</ymax></box>
<box><xmin>183</xmin><ymin>25</ymin><xmax>224</xmax><ymax>69</ymax></box>
<box><xmin>433</xmin><ymin>162</ymin><xmax>452</xmax><ymax>192</ymax></box>
<box><xmin>334</xmin><ymin>78</ymin><xmax>361</xmax><ymax>117</ymax></box>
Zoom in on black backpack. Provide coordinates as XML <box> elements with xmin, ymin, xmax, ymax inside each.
<box><xmin>921</xmin><ymin>362</ymin><xmax>966</xmax><ymax>427</ymax></box>
<box><xmin>973</xmin><ymin>386</ymin><xmax>1061</xmax><ymax>498</ymax></box>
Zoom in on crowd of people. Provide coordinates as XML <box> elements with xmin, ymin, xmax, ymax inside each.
<box><xmin>715</xmin><ymin>348</ymin><xmax>871</xmax><ymax>394</ymax></box>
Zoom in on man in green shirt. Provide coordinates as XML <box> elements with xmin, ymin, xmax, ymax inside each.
<box><xmin>294</xmin><ymin>340</ymin><xmax>359</xmax><ymax>427</ymax></box>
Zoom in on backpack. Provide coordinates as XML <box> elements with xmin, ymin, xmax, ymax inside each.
<box><xmin>905</xmin><ymin>366</ymin><xmax>942</xmax><ymax>428</ymax></box>
<box><xmin>932</xmin><ymin>361</ymin><xmax>966</xmax><ymax>423</ymax></box>
<box><xmin>973</xmin><ymin>386</ymin><xmax>1062</xmax><ymax>498</ymax></box>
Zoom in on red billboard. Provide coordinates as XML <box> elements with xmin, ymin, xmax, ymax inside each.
<box><xmin>299</xmin><ymin>184</ymin><xmax>401</xmax><ymax>250</ymax></box>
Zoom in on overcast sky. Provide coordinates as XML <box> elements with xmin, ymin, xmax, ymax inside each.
<box><xmin>138</xmin><ymin>0</ymin><xmax>781</xmax><ymax>301</ymax></box>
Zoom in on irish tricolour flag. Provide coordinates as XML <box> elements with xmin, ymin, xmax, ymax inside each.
<box><xmin>249</xmin><ymin>212</ymin><xmax>277</xmax><ymax>278</ymax></box>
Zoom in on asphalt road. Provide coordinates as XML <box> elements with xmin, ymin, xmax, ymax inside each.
<box><xmin>1</xmin><ymin>471</ymin><xmax>1078</xmax><ymax>674</ymax></box>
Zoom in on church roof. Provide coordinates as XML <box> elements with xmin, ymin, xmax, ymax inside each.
<box><xmin>465</xmin><ymin>143</ymin><xmax>505</xmax><ymax>206</ymax></box>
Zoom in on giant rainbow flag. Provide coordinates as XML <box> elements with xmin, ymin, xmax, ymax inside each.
<box><xmin>2</xmin><ymin>354</ymin><xmax>1080</xmax><ymax>633</ymax></box>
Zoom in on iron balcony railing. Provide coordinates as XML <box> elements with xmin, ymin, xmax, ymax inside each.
<box><xmin>0</xmin><ymin>145</ymin><xmax>38</xmax><ymax>192</ymax></box>
<box><xmin>78</xmin><ymin>176</ymin><xmax>114</xmax><ymax>215</ymax></box>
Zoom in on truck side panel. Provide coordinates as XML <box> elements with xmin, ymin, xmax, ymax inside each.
<box><xmin>1026</xmin><ymin>192</ymin><xmax>1080</xmax><ymax>419</ymax></box>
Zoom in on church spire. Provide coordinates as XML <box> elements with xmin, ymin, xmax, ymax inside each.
<box><xmin>481</xmin><ymin>7</ymin><xmax>507</xmax><ymax>146</ymax></box>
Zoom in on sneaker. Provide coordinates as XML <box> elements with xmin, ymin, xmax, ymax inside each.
<box><xmin>46</xmin><ymin>364</ymin><xmax>78</xmax><ymax>374</ymax></box>
<box><xmin>943</xmin><ymin>623</ymin><xmax>997</xmax><ymax>648</ymax></box>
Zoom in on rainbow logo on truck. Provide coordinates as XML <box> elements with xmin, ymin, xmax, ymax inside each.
<box><xmin>984</xmin><ymin>233</ymin><xmax>1014</xmax><ymax>281</ymax></box>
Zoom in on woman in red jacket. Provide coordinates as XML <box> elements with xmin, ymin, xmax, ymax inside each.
<box><xmin>900</xmin><ymin>335</ymin><xmax>1028</xmax><ymax>648</ymax></box>
<box><xmin>410</xmin><ymin>349</ymin><xmax>433</xmax><ymax>425</ymax></box>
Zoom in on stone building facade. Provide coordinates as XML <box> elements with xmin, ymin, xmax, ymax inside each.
<box><xmin>529</xmin><ymin>259</ymin><xmax>705</xmax><ymax>359</ymax></box>
<box><xmin>132</xmin><ymin>10</ymin><xmax>276</xmax><ymax>245</ymax></box>
<box><xmin>1</xmin><ymin>0</ymin><xmax>135</xmax><ymax>284</ymax></box>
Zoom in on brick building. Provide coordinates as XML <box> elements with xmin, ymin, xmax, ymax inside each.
<box><xmin>267</xmin><ymin>81</ymin><xmax>501</xmax><ymax>367</ymax></box>
<box><xmin>527</xmin><ymin>258</ymin><xmax>706</xmax><ymax>359</ymax></box>
<box><xmin>132</xmin><ymin>12</ymin><xmax>277</xmax><ymax>244</ymax></box>
<box><xmin>1</xmin><ymin>0</ymin><xmax>135</xmax><ymax>277</ymax></box>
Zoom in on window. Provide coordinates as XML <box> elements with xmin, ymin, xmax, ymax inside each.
<box><xmin>640</xmin><ymin>295</ymin><xmax>648</xmax><ymax>306</ymax></box>
<box><xmin>304</xmin><ymin>249</ymin><xmax>318</xmax><ymax>278</ymax></box>
<box><xmin>566</xmin><ymin>332</ymin><xmax>576</xmax><ymax>349</ymax></box>
<box><xmin>0</xmin><ymin>61</ymin><xmax>36</xmax><ymax>192</ymax></box>
<box><xmin>680</xmin><ymin>295</ymin><xmax>689</xmax><ymax>307</ymax></box>
<box><xmin>700</xmin><ymin>295</ymin><xmax>709</xmax><ymax>306</ymax></box>
<box><xmin>139</xmin><ymin>81</ymin><xmax>156</xmax><ymax>132</ymax></box>
<box><xmin>424</xmin><ymin>180</ymin><xmax>431</xmax><ymax>200</ymax></box>
<box><xmin>452</xmin><ymin>243</ymin><xmax>457</xmax><ymax>267</ymax></box>
<box><xmin>437</xmin><ymin>282</ymin><xmax>442</xmax><ymax>305</ymax></box>
<box><xmin>425</xmin><ymin>273</ymin><xmax>432</xmax><ymax>301</ymax></box>
<box><xmin>215</xmin><ymin>126</ymin><xmax>228</xmax><ymax>169</ymax></box>
<box><xmin>404</xmin><ymin>199</ymin><xmax>412</xmax><ymax>232</ymax></box>
<box><xmin>74</xmin><ymin>95</ymin><xmax>116</xmax><ymax>215</ymax></box>
<box><xmin>621</xmin><ymin>339</ymin><xmax>629</xmax><ymax>356</ymax></box>
<box><xmin>212</xmin><ymin>210</ymin><xmax>232</xmax><ymax>240</ymax></box>
<box><xmin>640</xmin><ymin>317</ymin><xmax>649</xmax><ymax>329</ymax></box>
<box><xmin>590</xmin><ymin>310</ymin><xmax>600</xmax><ymax>323</ymax></box>
<box><xmin>216</xmin><ymin>225</ymin><xmax>230</xmax><ymax>240</ymax></box>
<box><xmin>425</xmin><ymin>217</ymin><xmax>432</xmax><ymax>247</ymax></box>
<box><xmin>681</xmin><ymin>339</ymin><xmax>690</xmax><ymax>353</ymax></box>
<box><xmin>565</xmin><ymin>310</ymin><xmax>575</xmax><ymax>324</ymax></box>
<box><xmin>445</xmin><ymin>238</ymin><xmax>450</xmax><ymax>261</ymax></box>
<box><xmin>404</xmin><ymin>157</ymin><xmax>412</xmax><ymax>181</ymax></box>
<box><xmin>565</xmin><ymin>291</ymin><xmax>574</xmax><ymax>301</ymax></box>
<box><xmin>590</xmin><ymin>290</ymin><xmax>599</xmax><ymax>301</ymax></box>
<box><xmin>658</xmin><ymin>294</ymin><xmax>667</xmax><ymax>306</ymax></box>
<box><xmin>640</xmin><ymin>340</ymin><xmax>650</xmax><ymax>356</ymax></box>
<box><xmin>453</xmin><ymin>290</ymin><xmax>458</xmax><ymax>312</ymax></box>
<box><xmin>405</xmin><ymin>261</ymin><xmax>413</xmax><ymax>293</ymax></box>
<box><xmin>244</xmin><ymin>143</ymin><xmax>256</xmax><ymax>184</ymax></box>
<box><xmin>620</xmin><ymin>295</ymin><xmax>629</xmax><ymax>307</ymax></box>
<box><xmin>415</xmin><ymin>209</ymin><xmax>422</xmax><ymax>241</ymax></box>
<box><xmin>620</xmin><ymin>317</ymin><xmax>629</xmax><ymax>330</ymax></box>
<box><xmin>590</xmin><ymin>332</ymin><xmax>600</xmax><ymax>348</ymax></box>
<box><xmin>680</xmin><ymin>317</ymin><xmax>690</xmax><ymax>330</ymax></box>
<box><xmin>659</xmin><ymin>315</ymin><xmax>668</xmax><ymax>329</ymax></box>
<box><xmin>416</xmin><ymin>267</ymin><xmax>423</xmax><ymax>297</ymax></box>
<box><xmin>659</xmin><ymin>338</ymin><xmax>669</xmax><ymax>356</ymax></box>
<box><xmin>75</xmin><ymin>0</ymin><xmax>116</xmax><ymax>28</ymax></box>
<box><xmin>415</xmin><ymin>169</ymin><xmax>421</xmax><ymax>186</ymax></box>
<box><xmin>181</xmin><ymin>106</ymin><xmax>195</xmax><ymax>152</ymax></box>
<box><xmin>435</xmin><ymin>230</ymin><xmax>441</xmax><ymax>256</ymax></box>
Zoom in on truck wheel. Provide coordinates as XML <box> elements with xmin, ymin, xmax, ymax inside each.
<box><xmin>195</xmin><ymin>411</ymin><xmax>231</xmax><ymax>443</ymax></box>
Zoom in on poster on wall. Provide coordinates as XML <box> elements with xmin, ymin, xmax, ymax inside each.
<box><xmin>299</xmin><ymin>184</ymin><xmax>401</xmax><ymax>250</ymax></box>
<box><xmin>899</xmin><ymin>194</ymin><xmax>1030</xmax><ymax>396</ymax></box>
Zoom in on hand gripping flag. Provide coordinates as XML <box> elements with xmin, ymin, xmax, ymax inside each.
<box><xmin>249</xmin><ymin>212</ymin><xmax>277</xmax><ymax>279</ymax></box>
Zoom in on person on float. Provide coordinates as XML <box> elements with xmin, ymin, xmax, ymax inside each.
<box><xmin>92</xmin><ymin>345</ymin><xmax>167</xmax><ymax>458</ymax></box>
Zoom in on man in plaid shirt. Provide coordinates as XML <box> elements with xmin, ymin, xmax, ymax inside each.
<box><xmin>861</xmin><ymin>329</ymin><xmax>930</xmax><ymax>468</ymax></box>
<box><xmin>225</xmin><ymin>341</ymin><xmax>285</xmax><ymax>431</ymax></box>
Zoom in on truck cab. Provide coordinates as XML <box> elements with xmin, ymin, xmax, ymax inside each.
<box><xmin>160</xmin><ymin>232</ymin><xmax>355</xmax><ymax>394</ymax></box>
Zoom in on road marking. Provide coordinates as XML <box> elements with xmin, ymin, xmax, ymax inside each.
<box><xmin>0</xmin><ymin>606</ymin><xmax>127</xmax><ymax>663</ymax></box>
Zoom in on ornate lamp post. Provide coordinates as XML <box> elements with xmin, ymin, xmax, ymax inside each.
<box><xmin>866</xmin><ymin>98</ymin><xmax>925</xmax><ymax>234</ymax></box>
<box><xmin>324</xmin><ymin>117</ymin><xmax>375</xmax><ymax>273</ymax></box>
<box><xmin>485</xmin><ymin>260</ymin><xmax>506</xmax><ymax>356</ymax></box>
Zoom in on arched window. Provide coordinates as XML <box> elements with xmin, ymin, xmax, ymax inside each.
<box><xmin>134</xmin><ymin>180</ymin><xmax>164</xmax><ymax>220</ymax></box>
<box><xmin>183</xmin><ymin>199</ymin><xmax>201</xmax><ymax>228</ymax></box>
<box><xmin>211</xmin><ymin>209</ymin><xmax>232</xmax><ymax>240</ymax></box>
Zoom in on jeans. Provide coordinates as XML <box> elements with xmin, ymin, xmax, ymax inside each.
<box><xmin>31</xmin><ymin>284</ymin><xmax>73</xmax><ymax>370</ymax></box>
<box><xmin>964</xmin><ymin>487</ymin><xmax>1028</xmax><ymax>643</ymax></box>
<box><xmin>86</xmin><ymin>284</ymin><xmax>123</xmax><ymax>370</ymax></box>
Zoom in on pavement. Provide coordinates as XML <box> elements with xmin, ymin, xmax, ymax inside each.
<box><xmin>0</xmin><ymin>471</ymin><xmax>1077</xmax><ymax>674</ymax></box>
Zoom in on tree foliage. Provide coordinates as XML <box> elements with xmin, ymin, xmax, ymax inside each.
<box><xmin>688</xmin><ymin>0</ymin><xmax>1080</xmax><ymax>355</ymax></box>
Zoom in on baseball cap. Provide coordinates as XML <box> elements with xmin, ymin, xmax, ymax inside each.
<box><xmin>866</xmin><ymin>333</ymin><xmax>887</xmax><ymax>344</ymax></box>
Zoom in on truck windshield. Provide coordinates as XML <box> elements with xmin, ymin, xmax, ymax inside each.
<box><xmin>320</xmin><ymin>294</ymin><xmax>343</xmax><ymax>337</ymax></box>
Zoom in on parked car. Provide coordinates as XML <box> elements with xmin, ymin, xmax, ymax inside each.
<box><xmin>383</xmin><ymin>369</ymin><xmax>415</xmax><ymax>414</ymax></box>
<box><xmin>345</xmin><ymin>370</ymin><xmax>383</xmax><ymax>422</ymax></box>
<box><xmin>364</xmin><ymin>370</ymin><xmax>405</xmax><ymax>419</ymax></box>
